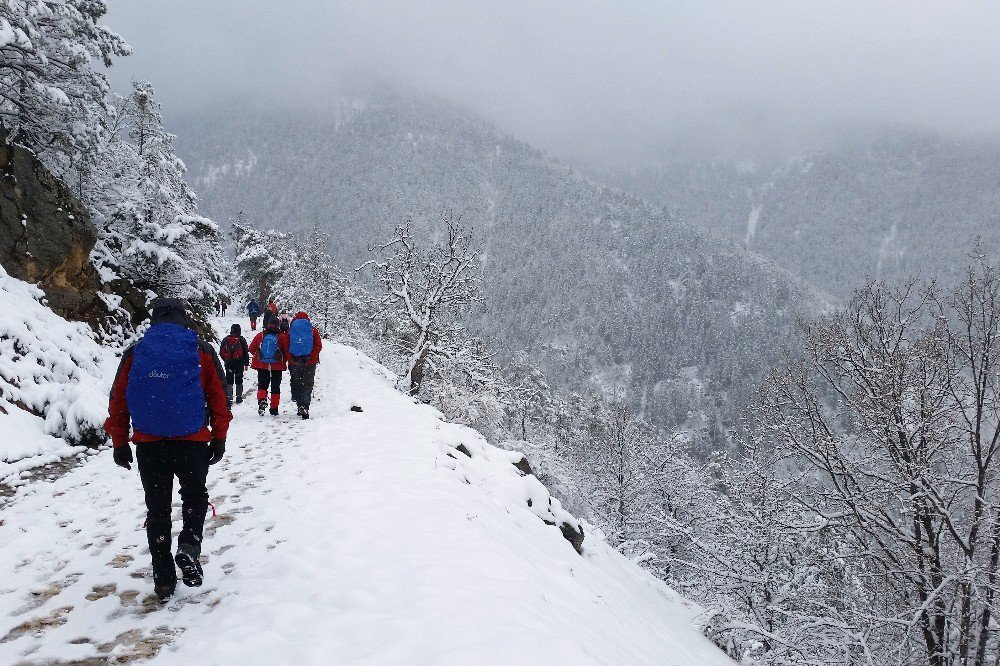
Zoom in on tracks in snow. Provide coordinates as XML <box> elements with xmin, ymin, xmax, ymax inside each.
<box><xmin>0</xmin><ymin>371</ymin><xmax>321</xmax><ymax>664</ymax></box>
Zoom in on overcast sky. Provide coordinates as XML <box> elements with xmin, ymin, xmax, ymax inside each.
<box><xmin>103</xmin><ymin>1</ymin><xmax>1000</xmax><ymax>163</ymax></box>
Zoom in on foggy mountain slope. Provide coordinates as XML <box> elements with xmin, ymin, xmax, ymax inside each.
<box><xmin>173</xmin><ymin>92</ymin><xmax>824</xmax><ymax>451</ymax></box>
<box><xmin>598</xmin><ymin>129</ymin><xmax>1000</xmax><ymax>299</ymax></box>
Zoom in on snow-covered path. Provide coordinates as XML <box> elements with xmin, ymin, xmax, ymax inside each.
<box><xmin>0</xmin><ymin>318</ymin><xmax>731</xmax><ymax>665</ymax></box>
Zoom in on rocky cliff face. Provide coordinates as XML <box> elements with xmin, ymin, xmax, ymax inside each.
<box><xmin>0</xmin><ymin>138</ymin><xmax>144</xmax><ymax>332</ymax></box>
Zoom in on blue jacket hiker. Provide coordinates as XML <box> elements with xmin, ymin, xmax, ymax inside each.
<box><xmin>247</xmin><ymin>298</ymin><xmax>261</xmax><ymax>331</ymax></box>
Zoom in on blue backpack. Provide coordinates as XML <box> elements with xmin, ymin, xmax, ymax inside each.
<box><xmin>247</xmin><ymin>300</ymin><xmax>261</xmax><ymax>317</ymax></box>
<box><xmin>289</xmin><ymin>318</ymin><xmax>314</xmax><ymax>357</ymax></box>
<box><xmin>259</xmin><ymin>332</ymin><xmax>280</xmax><ymax>364</ymax></box>
<box><xmin>126</xmin><ymin>323</ymin><xmax>205</xmax><ymax>437</ymax></box>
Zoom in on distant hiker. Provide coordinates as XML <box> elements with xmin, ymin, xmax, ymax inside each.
<box><xmin>262</xmin><ymin>300</ymin><xmax>279</xmax><ymax>330</ymax></box>
<box><xmin>220</xmin><ymin>295</ymin><xmax>229</xmax><ymax>316</ymax></box>
<box><xmin>214</xmin><ymin>299</ymin><xmax>222</xmax><ymax>316</ymax></box>
<box><xmin>247</xmin><ymin>298</ymin><xmax>261</xmax><ymax>331</ymax></box>
<box><xmin>249</xmin><ymin>319</ymin><xmax>290</xmax><ymax>416</ymax></box>
<box><xmin>288</xmin><ymin>311</ymin><xmax>323</xmax><ymax>419</ymax></box>
<box><xmin>219</xmin><ymin>323</ymin><xmax>250</xmax><ymax>405</ymax></box>
<box><xmin>279</xmin><ymin>311</ymin><xmax>292</xmax><ymax>333</ymax></box>
<box><xmin>104</xmin><ymin>298</ymin><xmax>231</xmax><ymax>601</ymax></box>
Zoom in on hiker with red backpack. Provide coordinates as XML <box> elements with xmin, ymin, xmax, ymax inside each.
<box><xmin>104</xmin><ymin>298</ymin><xmax>231</xmax><ymax>601</ymax></box>
<box><xmin>248</xmin><ymin>319</ymin><xmax>290</xmax><ymax>416</ymax></box>
<box><xmin>288</xmin><ymin>311</ymin><xmax>323</xmax><ymax>419</ymax></box>
<box><xmin>219</xmin><ymin>323</ymin><xmax>250</xmax><ymax>405</ymax></box>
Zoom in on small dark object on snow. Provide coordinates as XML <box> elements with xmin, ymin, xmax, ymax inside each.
<box><xmin>350</xmin><ymin>405</ymin><xmax>363</xmax><ymax>412</ymax></box>
<box><xmin>455</xmin><ymin>443</ymin><xmax>472</xmax><ymax>457</ymax></box>
<box><xmin>513</xmin><ymin>457</ymin><xmax>533</xmax><ymax>476</ymax></box>
<box><xmin>175</xmin><ymin>543</ymin><xmax>203</xmax><ymax>588</ymax></box>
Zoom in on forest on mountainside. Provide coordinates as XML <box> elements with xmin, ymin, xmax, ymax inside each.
<box><xmin>595</xmin><ymin>129</ymin><xmax>1000</xmax><ymax>299</ymax></box>
<box><xmin>174</xmin><ymin>92</ymin><xmax>824</xmax><ymax>455</ymax></box>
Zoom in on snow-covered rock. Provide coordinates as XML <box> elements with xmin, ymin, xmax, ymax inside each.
<box><xmin>0</xmin><ymin>265</ymin><xmax>117</xmax><ymax>483</ymax></box>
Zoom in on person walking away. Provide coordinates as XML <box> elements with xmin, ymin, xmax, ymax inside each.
<box><xmin>104</xmin><ymin>298</ymin><xmax>231</xmax><ymax>601</ymax></box>
<box><xmin>263</xmin><ymin>299</ymin><xmax>279</xmax><ymax>330</ymax></box>
<box><xmin>288</xmin><ymin>311</ymin><xmax>323</xmax><ymax>419</ymax></box>
<box><xmin>214</xmin><ymin>299</ymin><xmax>222</xmax><ymax>317</ymax></box>
<box><xmin>249</xmin><ymin>319</ymin><xmax>289</xmax><ymax>416</ymax></box>
<box><xmin>219</xmin><ymin>323</ymin><xmax>250</xmax><ymax>405</ymax></box>
<box><xmin>220</xmin><ymin>295</ymin><xmax>229</xmax><ymax>317</ymax></box>
<box><xmin>247</xmin><ymin>298</ymin><xmax>261</xmax><ymax>331</ymax></box>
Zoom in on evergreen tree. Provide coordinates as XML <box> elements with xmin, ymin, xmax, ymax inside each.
<box><xmin>0</xmin><ymin>0</ymin><xmax>130</xmax><ymax>165</ymax></box>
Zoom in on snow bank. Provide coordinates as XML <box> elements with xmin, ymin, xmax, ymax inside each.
<box><xmin>157</xmin><ymin>341</ymin><xmax>734</xmax><ymax>664</ymax></box>
<box><xmin>0</xmin><ymin>266</ymin><xmax>114</xmax><ymax>482</ymax></box>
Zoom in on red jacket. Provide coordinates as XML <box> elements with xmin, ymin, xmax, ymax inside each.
<box><xmin>288</xmin><ymin>312</ymin><xmax>323</xmax><ymax>365</ymax></box>
<box><xmin>249</xmin><ymin>329</ymin><xmax>291</xmax><ymax>371</ymax></box>
<box><xmin>105</xmin><ymin>339</ymin><xmax>232</xmax><ymax>449</ymax></box>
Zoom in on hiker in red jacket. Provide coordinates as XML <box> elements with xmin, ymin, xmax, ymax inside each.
<box><xmin>287</xmin><ymin>311</ymin><xmax>323</xmax><ymax>419</ymax></box>
<box><xmin>104</xmin><ymin>298</ymin><xmax>231</xmax><ymax>601</ymax></box>
<box><xmin>248</xmin><ymin>319</ymin><xmax>290</xmax><ymax>416</ymax></box>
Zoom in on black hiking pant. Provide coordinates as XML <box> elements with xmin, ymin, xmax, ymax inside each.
<box><xmin>288</xmin><ymin>358</ymin><xmax>317</xmax><ymax>408</ymax></box>
<box><xmin>136</xmin><ymin>441</ymin><xmax>211</xmax><ymax>582</ymax></box>
<box><xmin>257</xmin><ymin>369</ymin><xmax>282</xmax><ymax>394</ymax></box>
<box><xmin>224</xmin><ymin>362</ymin><xmax>246</xmax><ymax>403</ymax></box>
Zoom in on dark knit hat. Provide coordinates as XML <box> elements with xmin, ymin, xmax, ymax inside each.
<box><xmin>149</xmin><ymin>297</ymin><xmax>190</xmax><ymax>328</ymax></box>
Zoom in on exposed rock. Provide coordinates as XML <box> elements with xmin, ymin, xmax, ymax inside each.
<box><xmin>454</xmin><ymin>443</ymin><xmax>472</xmax><ymax>457</ymax></box>
<box><xmin>0</xmin><ymin>137</ymin><xmax>144</xmax><ymax>331</ymax></box>
<box><xmin>513</xmin><ymin>456</ymin><xmax>533</xmax><ymax>476</ymax></box>
<box><xmin>559</xmin><ymin>521</ymin><xmax>585</xmax><ymax>554</ymax></box>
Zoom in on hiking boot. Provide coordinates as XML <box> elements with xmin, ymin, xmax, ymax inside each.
<box><xmin>258</xmin><ymin>398</ymin><xmax>267</xmax><ymax>415</ymax></box>
<box><xmin>154</xmin><ymin>575</ymin><xmax>177</xmax><ymax>601</ymax></box>
<box><xmin>301</xmin><ymin>407</ymin><xmax>309</xmax><ymax>420</ymax></box>
<box><xmin>296</xmin><ymin>404</ymin><xmax>304</xmax><ymax>417</ymax></box>
<box><xmin>269</xmin><ymin>407</ymin><xmax>279</xmax><ymax>416</ymax></box>
<box><xmin>175</xmin><ymin>543</ymin><xmax>203</xmax><ymax>588</ymax></box>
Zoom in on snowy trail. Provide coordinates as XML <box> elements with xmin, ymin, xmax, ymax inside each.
<box><xmin>0</xmin><ymin>317</ymin><xmax>732</xmax><ymax>665</ymax></box>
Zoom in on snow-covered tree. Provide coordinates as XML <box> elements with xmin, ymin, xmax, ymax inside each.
<box><xmin>231</xmin><ymin>211</ymin><xmax>287</xmax><ymax>308</ymax></box>
<box><xmin>0</xmin><ymin>4</ymin><xmax>224</xmax><ymax>328</ymax></box>
<box><xmin>589</xmin><ymin>403</ymin><xmax>653</xmax><ymax>549</ymax></box>
<box><xmin>0</xmin><ymin>0</ymin><xmax>129</xmax><ymax>165</ymax></box>
<box><xmin>700</xmin><ymin>254</ymin><xmax>1000</xmax><ymax>665</ymax></box>
<box><xmin>79</xmin><ymin>82</ymin><xmax>225</xmax><ymax>315</ymax></box>
<box><xmin>365</xmin><ymin>214</ymin><xmax>491</xmax><ymax>396</ymax></box>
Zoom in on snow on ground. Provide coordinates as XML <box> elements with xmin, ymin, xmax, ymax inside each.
<box><xmin>0</xmin><ymin>316</ymin><xmax>732</xmax><ymax>665</ymax></box>
<box><xmin>0</xmin><ymin>267</ymin><xmax>118</xmax><ymax>485</ymax></box>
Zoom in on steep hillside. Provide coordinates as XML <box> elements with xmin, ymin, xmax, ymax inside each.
<box><xmin>598</xmin><ymin>130</ymin><xmax>1000</xmax><ymax>298</ymax></box>
<box><xmin>0</xmin><ymin>329</ymin><xmax>732</xmax><ymax>665</ymax></box>
<box><xmin>174</xmin><ymin>92</ymin><xmax>824</xmax><ymax>451</ymax></box>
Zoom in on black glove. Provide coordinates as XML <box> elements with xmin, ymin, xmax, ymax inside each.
<box><xmin>113</xmin><ymin>445</ymin><xmax>133</xmax><ymax>470</ymax></box>
<box><xmin>208</xmin><ymin>438</ymin><xmax>226</xmax><ymax>465</ymax></box>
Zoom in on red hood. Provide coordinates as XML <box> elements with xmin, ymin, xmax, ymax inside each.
<box><xmin>293</xmin><ymin>311</ymin><xmax>310</xmax><ymax>320</ymax></box>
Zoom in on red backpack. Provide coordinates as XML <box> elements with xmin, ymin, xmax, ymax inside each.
<box><xmin>220</xmin><ymin>335</ymin><xmax>244</xmax><ymax>362</ymax></box>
